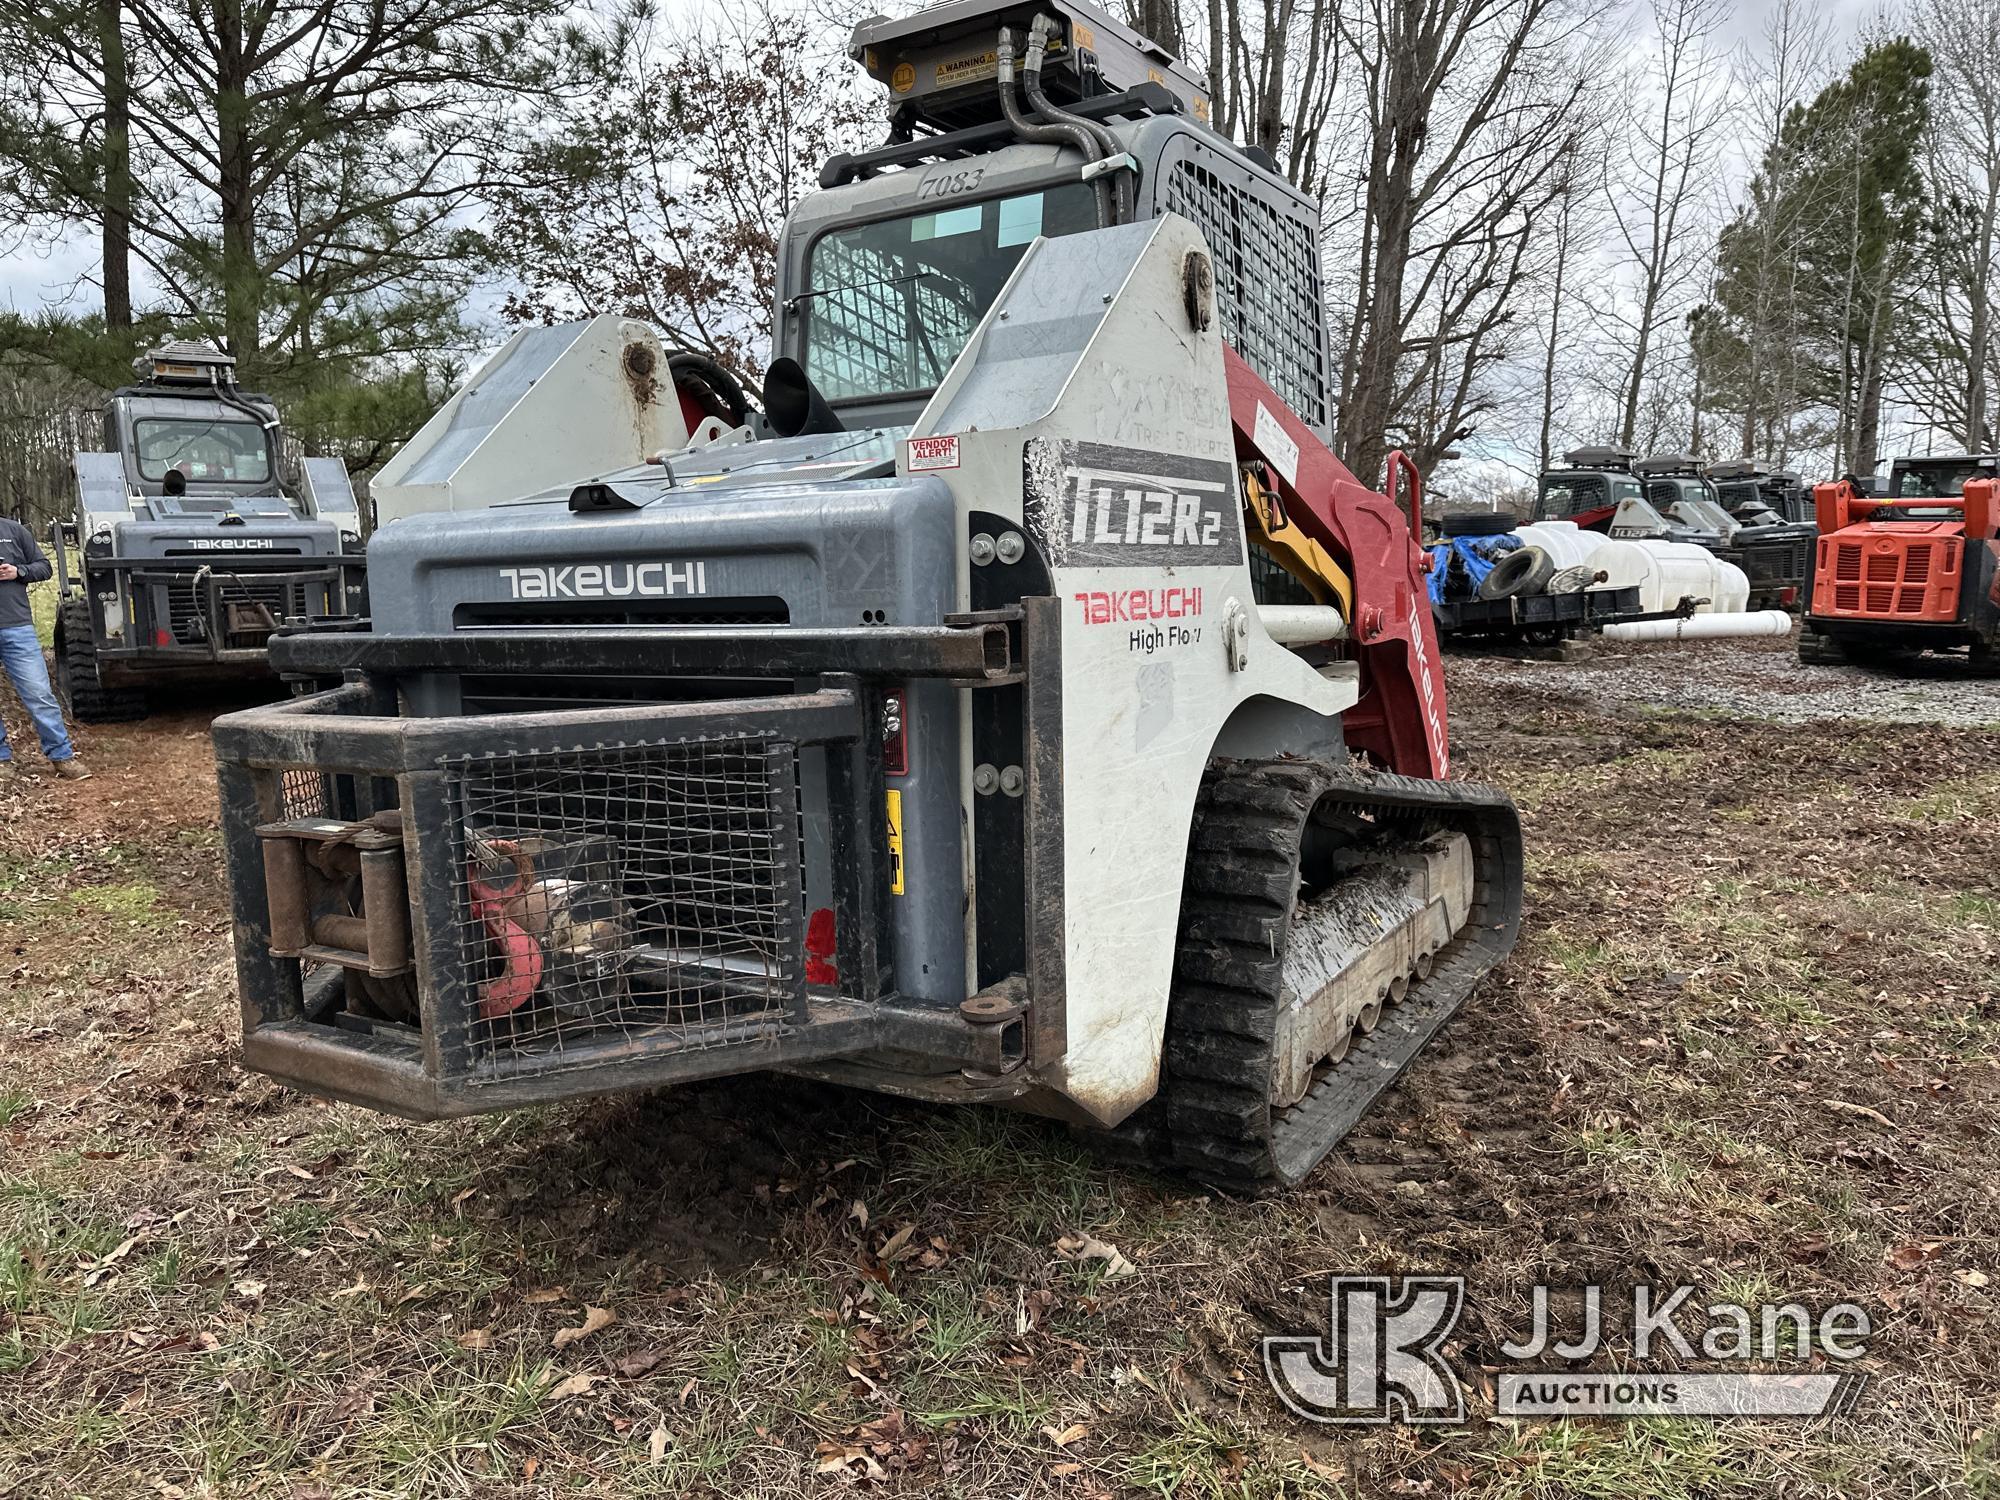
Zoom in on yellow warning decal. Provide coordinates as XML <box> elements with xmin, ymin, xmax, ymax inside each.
<box><xmin>934</xmin><ymin>50</ymin><xmax>998</xmax><ymax>88</ymax></box>
<box><xmin>886</xmin><ymin>789</ymin><xmax>906</xmax><ymax>895</ymax></box>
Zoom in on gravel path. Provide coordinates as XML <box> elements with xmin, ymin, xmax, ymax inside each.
<box><xmin>1448</xmin><ymin>635</ymin><xmax>2000</xmax><ymax>725</ymax></box>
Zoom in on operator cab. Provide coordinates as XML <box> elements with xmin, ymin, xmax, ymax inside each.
<box><xmin>1886</xmin><ymin>453</ymin><xmax>2000</xmax><ymax>519</ymax></box>
<box><xmin>1706</xmin><ymin>458</ymin><xmax>1809</xmax><ymax>526</ymax></box>
<box><xmin>1633</xmin><ymin>453</ymin><xmax>1735</xmax><ymax>539</ymax></box>
<box><xmin>1532</xmin><ymin>446</ymin><xmax>1644</xmax><ymax>524</ymax></box>
<box><xmin>105</xmin><ymin>342</ymin><xmax>299</xmax><ymax>520</ymax></box>
<box><xmin>765</xmin><ymin>0</ymin><xmax>1331</xmax><ymax>446</ymax></box>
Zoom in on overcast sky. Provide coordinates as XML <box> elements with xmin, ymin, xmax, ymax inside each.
<box><xmin>0</xmin><ymin>0</ymin><xmax>1890</xmax><ymax>321</ymax></box>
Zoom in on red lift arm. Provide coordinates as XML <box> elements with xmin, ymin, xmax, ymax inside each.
<box><xmin>1221</xmin><ymin>346</ymin><xmax>1451</xmax><ymax>780</ymax></box>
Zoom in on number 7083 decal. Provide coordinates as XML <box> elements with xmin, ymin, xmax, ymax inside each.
<box><xmin>917</xmin><ymin>167</ymin><xmax>985</xmax><ymax>200</ymax></box>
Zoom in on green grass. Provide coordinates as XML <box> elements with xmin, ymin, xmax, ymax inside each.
<box><xmin>1536</xmin><ymin>933</ymin><xmax>1615</xmax><ymax>978</ymax></box>
<box><xmin>905</xmin><ymin>1372</ymin><xmax>1060</xmax><ymax>1435</ymax></box>
<box><xmin>28</xmin><ymin>579</ymin><xmax>56</xmax><ymax>647</ymax></box>
<box><xmin>900</xmin><ymin>1275</ymin><xmax>1002</xmax><ymax>1370</ymax></box>
<box><xmin>1893</xmin><ymin>772</ymin><xmax>2000</xmax><ymax>823</ymax></box>
<box><xmin>1948</xmin><ymin>892</ymin><xmax>2000</xmax><ymax>926</ymax></box>
<box><xmin>897</xmin><ymin>1109</ymin><xmax>1102</xmax><ymax>1239</ymax></box>
<box><xmin>1478</xmin><ymin>1419</ymin><xmax>1763</xmax><ymax>1500</ymax></box>
<box><xmin>66</xmin><ymin>879</ymin><xmax>165</xmax><ymax>926</ymax></box>
<box><xmin>1115</xmin><ymin>1404</ymin><xmax>1319</xmax><ymax>1499</ymax></box>
<box><xmin>604</xmin><ymin>1411</ymin><xmax>756</xmax><ymax>1493</ymax></box>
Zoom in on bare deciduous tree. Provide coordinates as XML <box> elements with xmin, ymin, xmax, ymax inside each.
<box><xmin>1326</xmin><ymin>0</ymin><xmax>1603</xmax><ymax>484</ymax></box>
<box><xmin>495</xmin><ymin>2</ymin><xmax>875</xmax><ymax>378</ymax></box>
<box><xmin>1734</xmin><ymin>0</ymin><xmax>1835</xmax><ymax>461</ymax></box>
<box><xmin>1606</xmin><ymin>0</ymin><xmax>1730</xmax><ymax>450</ymax></box>
<box><xmin>1907</xmin><ymin>0</ymin><xmax>2000</xmax><ymax>449</ymax></box>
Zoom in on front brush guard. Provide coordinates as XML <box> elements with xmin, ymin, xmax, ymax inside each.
<box><xmin>214</xmin><ymin>672</ymin><xmax>1023</xmax><ymax>1118</ymax></box>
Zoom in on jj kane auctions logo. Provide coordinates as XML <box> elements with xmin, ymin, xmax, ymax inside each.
<box><xmin>1265</xmin><ymin>1277</ymin><xmax>1872</xmax><ymax>1424</ymax></box>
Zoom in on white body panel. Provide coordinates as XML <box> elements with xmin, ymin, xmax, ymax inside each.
<box><xmin>903</xmin><ymin>215</ymin><xmax>1353</xmax><ymax>1123</ymax></box>
<box><xmin>372</xmin><ymin>317</ymin><xmax>685</xmax><ymax>525</ymax></box>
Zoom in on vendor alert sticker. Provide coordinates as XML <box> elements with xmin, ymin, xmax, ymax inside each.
<box><xmin>1264</xmin><ymin>1277</ymin><xmax>1871</xmax><ymax>1424</ymax></box>
<box><xmin>906</xmin><ymin>434</ymin><xmax>960</xmax><ymax>471</ymax></box>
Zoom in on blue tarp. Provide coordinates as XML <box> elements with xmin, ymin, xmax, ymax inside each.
<box><xmin>1426</xmin><ymin>534</ymin><xmax>1521</xmax><ymax>604</ymax></box>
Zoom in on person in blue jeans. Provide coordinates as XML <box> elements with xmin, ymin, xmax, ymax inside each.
<box><xmin>0</xmin><ymin>516</ymin><xmax>90</xmax><ymax>788</ymax></box>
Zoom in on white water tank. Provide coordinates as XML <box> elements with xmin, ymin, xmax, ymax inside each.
<box><xmin>1585</xmin><ymin>537</ymin><xmax>1748</xmax><ymax>614</ymax></box>
<box><xmin>1513</xmin><ymin>520</ymin><xmax>1604</xmax><ymax>574</ymax></box>
<box><xmin>1709</xmin><ymin>555</ymin><xmax>1751</xmax><ymax>612</ymax></box>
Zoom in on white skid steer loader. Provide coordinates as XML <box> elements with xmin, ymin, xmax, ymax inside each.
<box><xmin>212</xmin><ymin>0</ymin><xmax>1523</xmax><ymax>1191</ymax></box>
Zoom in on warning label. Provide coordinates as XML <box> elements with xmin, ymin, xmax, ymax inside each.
<box><xmin>934</xmin><ymin>50</ymin><xmax>998</xmax><ymax>89</ymax></box>
<box><xmin>886</xmin><ymin>789</ymin><xmax>906</xmax><ymax>896</ymax></box>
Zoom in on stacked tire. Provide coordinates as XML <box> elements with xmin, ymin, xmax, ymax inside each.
<box><xmin>1475</xmin><ymin>546</ymin><xmax>1555</xmax><ymax>601</ymax></box>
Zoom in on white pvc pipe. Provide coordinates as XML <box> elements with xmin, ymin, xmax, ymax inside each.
<box><xmin>1259</xmin><ymin>605</ymin><xmax>1350</xmax><ymax>643</ymax></box>
<box><xmin>1601</xmin><ymin>609</ymin><xmax>1793</xmax><ymax>643</ymax></box>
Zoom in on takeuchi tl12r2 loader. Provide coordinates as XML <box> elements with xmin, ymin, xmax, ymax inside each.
<box><xmin>51</xmin><ymin>342</ymin><xmax>367</xmax><ymax>721</ymax></box>
<box><xmin>1798</xmin><ymin>453</ymin><xmax>2000</xmax><ymax>667</ymax></box>
<box><xmin>211</xmin><ymin>0</ymin><xmax>1524</xmax><ymax>1191</ymax></box>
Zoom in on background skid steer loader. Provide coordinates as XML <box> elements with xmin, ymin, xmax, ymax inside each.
<box><xmin>1798</xmin><ymin>460</ymin><xmax>2000</xmax><ymax>667</ymax></box>
<box><xmin>211</xmin><ymin>0</ymin><xmax>1523</xmax><ymax>1192</ymax></box>
<box><xmin>52</xmin><ymin>341</ymin><xmax>366</xmax><ymax>721</ymax></box>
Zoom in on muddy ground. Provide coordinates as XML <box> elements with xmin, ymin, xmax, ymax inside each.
<box><xmin>1</xmin><ymin>640</ymin><xmax>1996</xmax><ymax>1498</ymax></box>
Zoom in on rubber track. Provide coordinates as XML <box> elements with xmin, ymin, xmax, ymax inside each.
<box><xmin>1103</xmin><ymin>758</ymin><xmax>1524</xmax><ymax>1194</ymax></box>
<box><xmin>56</xmin><ymin>598</ymin><xmax>146</xmax><ymax>723</ymax></box>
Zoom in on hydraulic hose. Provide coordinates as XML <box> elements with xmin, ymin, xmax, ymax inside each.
<box><xmin>208</xmin><ymin>366</ymin><xmax>278</xmax><ymax>434</ymax></box>
<box><xmin>1024</xmin><ymin>13</ymin><xmax>1132</xmax><ymax>224</ymax></box>
<box><xmin>205</xmin><ymin>363</ymin><xmax>292</xmax><ymax>503</ymax></box>
<box><xmin>666</xmin><ymin>350</ymin><xmax>753</xmax><ymax>429</ymax></box>
<box><xmin>997</xmin><ymin>26</ymin><xmax>1111</xmax><ymax>229</ymax></box>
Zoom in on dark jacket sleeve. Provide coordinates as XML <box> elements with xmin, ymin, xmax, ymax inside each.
<box><xmin>10</xmin><ymin>524</ymin><xmax>52</xmax><ymax>583</ymax></box>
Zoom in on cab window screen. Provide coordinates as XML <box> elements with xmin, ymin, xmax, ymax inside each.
<box><xmin>134</xmin><ymin>417</ymin><xmax>271</xmax><ymax>484</ymax></box>
<box><xmin>1534</xmin><ymin>474</ymin><xmax>1608</xmax><ymax>519</ymax></box>
<box><xmin>803</xmin><ymin>185</ymin><xmax>1097</xmax><ymax>402</ymax></box>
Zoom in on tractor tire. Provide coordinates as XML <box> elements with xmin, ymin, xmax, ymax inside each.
<box><xmin>54</xmin><ymin>599</ymin><xmax>145</xmax><ymax>723</ymax></box>
<box><xmin>1441</xmin><ymin>511</ymin><xmax>1516</xmax><ymax>538</ymax></box>
<box><xmin>1478</xmin><ymin>545</ymin><xmax>1555</xmax><ymax>601</ymax></box>
<box><xmin>1093</xmin><ymin>758</ymin><xmax>1522</xmax><ymax>1193</ymax></box>
<box><xmin>1796</xmin><ymin>629</ymin><xmax>1844</xmax><ymax>666</ymax></box>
